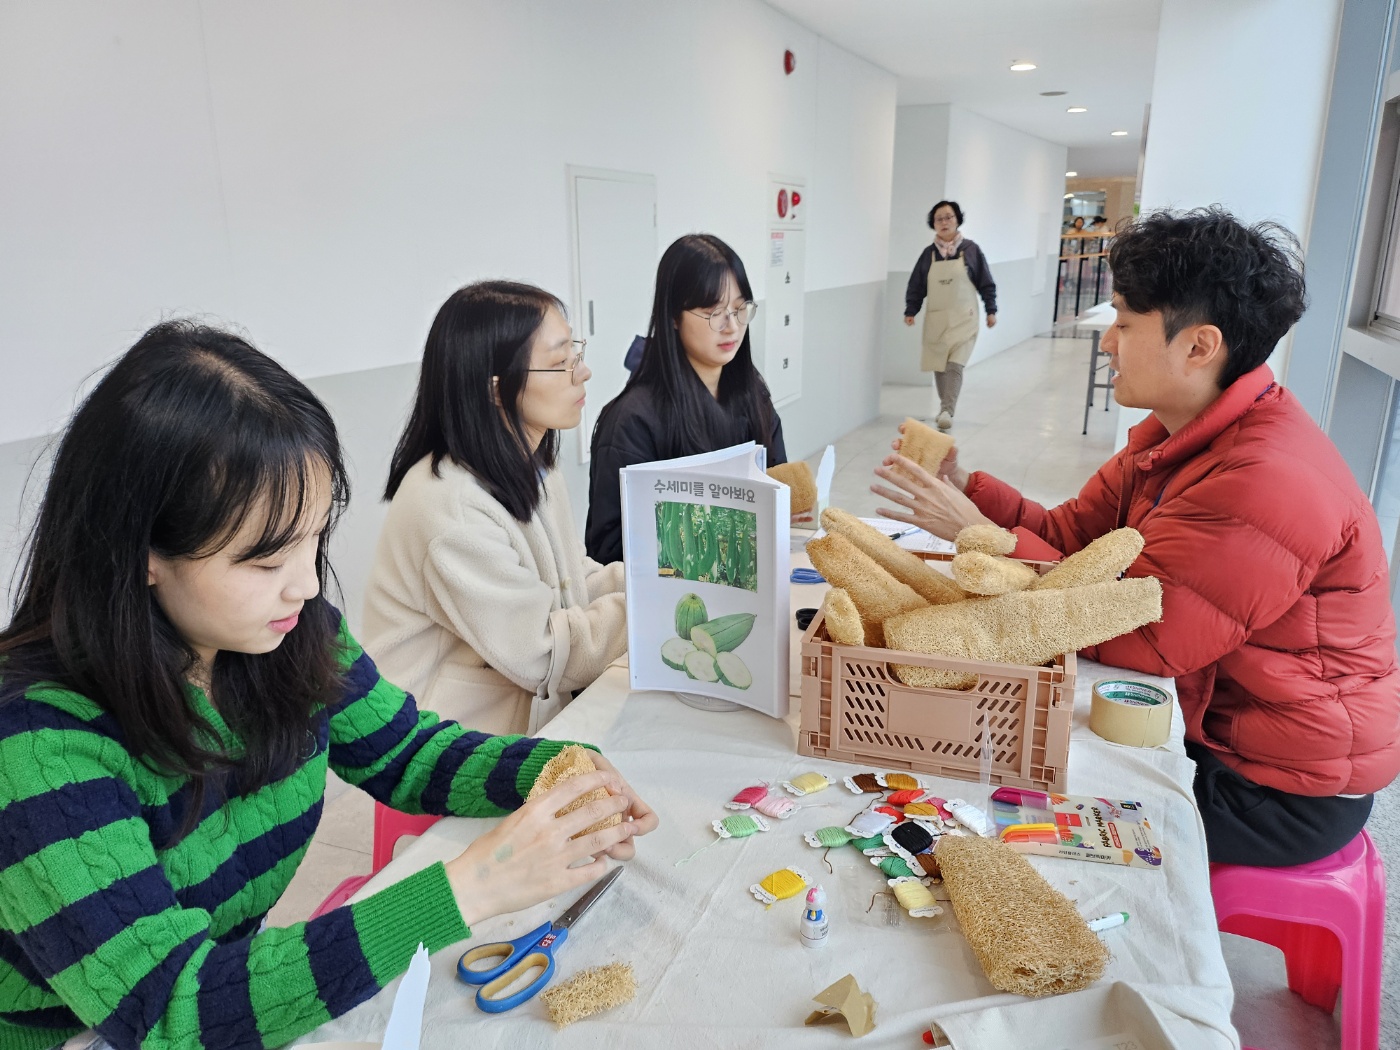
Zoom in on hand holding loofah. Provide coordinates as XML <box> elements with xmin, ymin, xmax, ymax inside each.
<box><xmin>1030</xmin><ymin>527</ymin><xmax>1144</xmax><ymax>591</ymax></box>
<box><xmin>955</xmin><ymin>523</ymin><xmax>1018</xmax><ymax>556</ymax></box>
<box><xmin>768</xmin><ymin>461</ymin><xmax>817</xmax><ymax>514</ymax></box>
<box><xmin>936</xmin><ymin>834</ymin><xmax>1108</xmax><ymax>996</ymax></box>
<box><xmin>527</xmin><ymin>746</ymin><xmax>621</xmax><ymax>838</ymax></box>
<box><xmin>883</xmin><ymin>577</ymin><xmax>1163</xmax><ymax>689</ymax></box>
<box><xmin>950</xmin><ymin>550</ymin><xmax>1040</xmax><ymax>595</ymax></box>
<box><xmin>820</xmin><ymin>507</ymin><xmax>964</xmax><ymax>605</ymax></box>
<box><xmin>897</xmin><ymin>417</ymin><xmax>956</xmax><ymax>473</ymax></box>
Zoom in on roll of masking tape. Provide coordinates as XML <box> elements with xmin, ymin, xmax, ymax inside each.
<box><xmin>1090</xmin><ymin>679</ymin><xmax>1174</xmax><ymax>748</ymax></box>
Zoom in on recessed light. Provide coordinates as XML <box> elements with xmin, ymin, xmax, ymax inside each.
<box><xmin>1010</xmin><ymin>61</ymin><xmax>1037</xmax><ymax>72</ymax></box>
<box><xmin>1110</xmin><ymin>130</ymin><xmax>1128</xmax><ymax>136</ymax></box>
<box><xmin>1067</xmin><ymin>106</ymin><xmax>1087</xmax><ymax>113</ymax></box>
<box><xmin>1040</xmin><ymin>90</ymin><xmax>1067</xmax><ymax>97</ymax></box>
<box><xmin>1064</xmin><ymin>193</ymin><xmax>1075</xmax><ymax>199</ymax></box>
<box><xmin>1065</xmin><ymin>171</ymin><xmax>1078</xmax><ymax>177</ymax></box>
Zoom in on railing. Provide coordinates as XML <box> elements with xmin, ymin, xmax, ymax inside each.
<box><xmin>1054</xmin><ymin>230</ymin><xmax>1114</xmax><ymax>324</ymax></box>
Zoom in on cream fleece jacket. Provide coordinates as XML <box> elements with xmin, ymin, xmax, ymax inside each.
<box><xmin>362</xmin><ymin>456</ymin><xmax>627</xmax><ymax>735</ymax></box>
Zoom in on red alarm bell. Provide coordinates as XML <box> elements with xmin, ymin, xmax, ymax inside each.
<box><xmin>784</xmin><ymin>50</ymin><xmax>796</xmax><ymax>75</ymax></box>
<box><xmin>777</xmin><ymin>188</ymin><xmax>788</xmax><ymax>218</ymax></box>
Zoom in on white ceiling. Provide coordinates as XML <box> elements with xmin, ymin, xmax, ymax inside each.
<box><xmin>768</xmin><ymin>0</ymin><xmax>1162</xmax><ymax>177</ymax></box>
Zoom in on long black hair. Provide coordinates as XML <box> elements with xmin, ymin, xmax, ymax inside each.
<box><xmin>599</xmin><ymin>234</ymin><xmax>777</xmax><ymax>460</ymax></box>
<box><xmin>0</xmin><ymin>320</ymin><xmax>349</xmax><ymax>831</ymax></box>
<box><xmin>385</xmin><ymin>281</ymin><xmax>563</xmax><ymax>521</ymax></box>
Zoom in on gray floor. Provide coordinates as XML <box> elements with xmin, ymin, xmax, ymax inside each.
<box><xmin>273</xmin><ymin>327</ymin><xmax>1395</xmax><ymax>1049</ymax></box>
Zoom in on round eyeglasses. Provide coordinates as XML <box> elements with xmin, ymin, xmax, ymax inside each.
<box><xmin>525</xmin><ymin>340</ymin><xmax>587</xmax><ymax>383</ymax></box>
<box><xmin>689</xmin><ymin>301</ymin><xmax>758</xmax><ymax>332</ymax></box>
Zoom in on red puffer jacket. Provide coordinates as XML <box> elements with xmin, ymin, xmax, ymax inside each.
<box><xmin>967</xmin><ymin>364</ymin><xmax>1400</xmax><ymax>796</ymax></box>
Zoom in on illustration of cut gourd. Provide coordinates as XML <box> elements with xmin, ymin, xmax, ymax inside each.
<box><xmin>690</xmin><ymin>613</ymin><xmax>756</xmax><ymax>655</ymax></box>
<box><xmin>715</xmin><ymin>651</ymin><xmax>752</xmax><ymax>689</ymax></box>
<box><xmin>683</xmin><ymin>649</ymin><xmax>720</xmax><ymax>683</ymax></box>
<box><xmin>661</xmin><ymin>637</ymin><xmax>696</xmax><ymax>670</ymax></box>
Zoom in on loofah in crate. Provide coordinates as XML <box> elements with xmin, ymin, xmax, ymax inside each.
<box><xmin>540</xmin><ymin>962</ymin><xmax>637</xmax><ymax>1026</ymax></box>
<box><xmin>936</xmin><ymin>833</ymin><xmax>1108</xmax><ymax>997</ymax></box>
<box><xmin>526</xmin><ymin>745</ymin><xmax>620</xmax><ymax>838</ymax></box>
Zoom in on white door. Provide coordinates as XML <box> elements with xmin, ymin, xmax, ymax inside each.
<box><xmin>569</xmin><ymin>169</ymin><xmax>658</xmax><ymax>463</ymax></box>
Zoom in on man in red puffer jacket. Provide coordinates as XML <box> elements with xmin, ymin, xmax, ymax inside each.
<box><xmin>872</xmin><ymin>207</ymin><xmax>1400</xmax><ymax>866</ymax></box>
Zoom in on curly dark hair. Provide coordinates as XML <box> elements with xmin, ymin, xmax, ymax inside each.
<box><xmin>927</xmin><ymin>200</ymin><xmax>964</xmax><ymax>228</ymax></box>
<box><xmin>1108</xmin><ymin>207</ymin><xmax>1307</xmax><ymax>388</ymax></box>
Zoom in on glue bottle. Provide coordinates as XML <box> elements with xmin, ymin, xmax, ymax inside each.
<box><xmin>800</xmin><ymin>885</ymin><xmax>829</xmax><ymax>948</ymax></box>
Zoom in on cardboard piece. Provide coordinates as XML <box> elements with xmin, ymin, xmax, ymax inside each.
<box><xmin>803</xmin><ymin>973</ymin><xmax>877</xmax><ymax>1037</ymax></box>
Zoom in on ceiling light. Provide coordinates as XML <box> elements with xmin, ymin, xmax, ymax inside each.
<box><xmin>1110</xmin><ymin>130</ymin><xmax>1128</xmax><ymax>136</ymax></box>
<box><xmin>1040</xmin><ymin>90</ymin><xmax>1066</xmax><ymax>97</ymax></box>
<box><xmin>1064</xmin><ymin>193</ymin><xmax>1075</xmax><ymax>199</ymax></box>
<box><xmin>1009</xmin><ymin>61</ymin><xmax>1037</xmax><ymax>72</ymax></box>
<box><xmin>1067</xmin><ymin>106</ymin><xmax>1087</xmax><ymax>113</ymax></box>
<box><xmin>1065</xmin><ymin>171</ymin><xmax>1078</xmax><ymax>177</ymax></box>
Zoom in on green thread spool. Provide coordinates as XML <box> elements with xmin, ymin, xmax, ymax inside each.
<box><xmin>806</xmin><ymin>826</ymin><xmax>854</xmax><ymax>848</ymax></box>
<box><xmin>851</xmin><ymin>833</ymin><xmax>887</xmax><ymax>851</ymax></box>
<box><xmin>877</xmin><ymin>855</ymin><xmax>915</xmax><ymax>878</ymax></box>
<box><xmin>676</xmin><ymin>812</ymin><xmax>768</xmax><ymax>865</ymax></box>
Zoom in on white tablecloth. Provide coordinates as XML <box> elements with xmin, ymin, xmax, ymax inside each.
<box><xmin>297</xmin><ymin>637</ymin><xmax>1239</xmax><ymax>1049</ymax></box>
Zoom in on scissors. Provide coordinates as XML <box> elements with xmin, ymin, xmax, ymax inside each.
<box><xmin>456</xmin><ymin>867</ymin><xmax>623</xmax><ymax>1013</ymax></box>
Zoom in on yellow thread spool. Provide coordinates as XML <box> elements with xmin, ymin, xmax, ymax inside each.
<box><xmin>750</xmin><ymin>866</ymin><xmax>809</xmax><ymax>906</ymax></box>
<box><xmin>903</xmin><ymin>802</ymin><xmax>941</xmax><ymax>818</ymax></box>
<box><xmin>883</xmin><ymin>773</ymin><xmax>919</xmax><ymax>791</ymax></box>
<box><xmin>890</xmin><ymin>877</ymin><xmax>942</xmax><ymax>917</ymax></box>
<box><xmin>786</xmin><ymin>772</ymin><xmax>831</xmax><ymax>796</ymax></box>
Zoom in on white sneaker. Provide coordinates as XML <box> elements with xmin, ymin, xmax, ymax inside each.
<box><xmin>936</xmin><ymin>411</ymin><xmax>953</xmax><ymax>430</ymax></box>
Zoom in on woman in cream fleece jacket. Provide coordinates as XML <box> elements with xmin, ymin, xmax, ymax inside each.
<box><xmin>364</xmin><ymin>281</ymin><xmax>627</xmax><ymax>735</ymax></box>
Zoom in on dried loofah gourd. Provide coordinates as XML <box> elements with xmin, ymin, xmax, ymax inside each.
<box><xmin>540</xmin><ymin>962</ymin><xmax>637</xmax><ymax>1027</ymax></box>
<box><xmin>820</xmin><ymin>588</ymin><xmax>866</xmax><ymax>646</ymax></box>
<box><xmin>526</xmin><ymin>745</ymin><xmax>620</xmax><ymax>838</ymax></box>
<box><xmin>951</xmin><ymin>551</ymin><xmax>1040</xmax><ymax>595</ymax></box>
<box><xmin>768</xmin><ymin>461</ymin><xmax>817</xmax><ymax>514</ymax></box>
<box><xmin>898</xmin><ymin>417</ymin><xmax>956</xmax><ymax>473</ymax></box>
<box><xmin>807</xmin><ymin>532</ymin><xmax>928</xmax><ymax>647</ymax></box>
<box><xmin>1030</xmin><ymin>528</ymin><xmax>1144</xmax><ymax>591</ymax></box>
<box><xmin>936</xmin><ymin>834</ymin><xmax>1108</xmax><ymax>997</ymax></box>
<box><xmin>955</xmin><ymin>523</ymin><xmax>1018</xmax><ymax>556</ymax></box>
<box><xmin>821</xmin><ymin>507</ymin><xmax>964</xmax><ymax>605</ymax></box>
<box><xmin>883</xmin><ymin>577</ymin><xmax>1162</xmax><ymax>689</ymax></box>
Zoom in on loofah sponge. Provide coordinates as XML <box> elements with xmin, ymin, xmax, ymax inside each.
<box><xmin>899</xmin><ymin>417</ymin><xmax>956</xmax><ymax>473</ymax></box>
<box><xmin>768</xmin><ymin>461</ymin><xmax>817</xmax><ymax>514</ymax></box>
<box><xmin>951</xmin><ymin>551</ymin><xmax>1040</xmax><ymax>595</ymax></box>
<box><xmin>526</xmin><ymin>745</ymin><xmax>620</xmax><ymax>838</ymax></box>
<box><xmin>955</xmin><ymin>523</ymin><xmax>1018</xmax><ymax>556</ymax></box>
<box><xmin>540</xmin><ymin>962</ymin><xmax>637</xmax><ymax>1027</ymax></box>
<box><xmin>882</xmin><ymin>577</ymin><xmax>1162</xmax><ymax>689</ymax></box>
<box><xmin>820</xmin><ymin>588</ymin><xmax>866</xmax><ymax>646</ymax></box>
<box><xmin>936</xmin><ymin>834</ymin><xmax>1108</xmax><ymax>997</ymax></box>
<box><xmin>821</xmin><ymin>507</ymin><xmax>965</xmax><ymax>605</ymax></box>
<box><xmin>807</xmin><ymin>532</ymin><xmax>929</xmax><ymax>647</ymax></box>
<box><xmin>1031</xmin><ymin>528</ymin><xmax>1144</xmax><ymax>591</ymax></box>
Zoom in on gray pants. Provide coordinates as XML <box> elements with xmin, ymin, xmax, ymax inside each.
<box><xmin>932</xmin><ymin>361</ymin><xmax>965</xmax><ymax>417</ymax></box>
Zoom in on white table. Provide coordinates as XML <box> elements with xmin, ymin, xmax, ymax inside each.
<box><xmin>301</xmin><ymin>581</ymin><xmax>1240</xmax><ymax>1050</ymax></box>
<box><xmin>1078</xmin><ymin>301</ymin><xmax>1117</xmax><ymax>435</ymax></box>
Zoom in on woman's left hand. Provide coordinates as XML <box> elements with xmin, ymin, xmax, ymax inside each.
<box><xmin>986</xmin><ymin>313</ymin><xmax>998</xmax><ymax>328</ymax></box>
<box><xmin>871</xmin><ymin>454</ymin><xmax>994</xmax><ymax>541</ymax></box>
<box><xmin>587</xmin><ymin>751</ymin><xmax>660</xmax><ymax>861</ymax></box>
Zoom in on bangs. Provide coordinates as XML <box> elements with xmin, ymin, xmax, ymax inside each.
<box><xmin>222</xmin><ymin>453</ymin><xmax>343</xmax><ymax>563</ymax></box>
<box><xmin>677</xmin><ymin>248</ymin><xmax>746</xmax><ymax>312</ymax></box>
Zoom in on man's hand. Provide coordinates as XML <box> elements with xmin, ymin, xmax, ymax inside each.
<box><xmin>890</xmin><ymin>422</ymin><xmax>970</xmax><ymax>491</ymax></box>
<box><xmin>986</xmin><ymin>313</ymin><xmax>997</xmax><ymax>328</ymax></box>
<box><xmin>903</xmin><ymin>315</ymin><xmax>916</xmax><ymax>326</ymax></box>
<box><xmin>871</xmin><ymin>453</ymin><xmax>993</xmax><ymax>542</ymax></box>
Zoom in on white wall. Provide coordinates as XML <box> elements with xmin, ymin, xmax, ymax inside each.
<box><xmin>0</xmin><ymin>0</ymin><xmax>894</xmax><ymax>447</ymax></box>
<box><xmin>882</xmin><ymin>103</ymin><xmax>1065</xmax><ymax>384</ymax></box>
<box><xmin>1117</xmin><ymin>0</ymin><xmax>1344</xmax><ymax>446</ymax></box>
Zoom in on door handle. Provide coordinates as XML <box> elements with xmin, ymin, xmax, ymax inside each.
<box><xmin>588</xmin><ymin>301</ymin><xmax>595</xmax><ymax>336</ymax></box>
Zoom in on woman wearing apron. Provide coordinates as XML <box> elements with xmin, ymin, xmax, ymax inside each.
<box><xmin>903</xmin><ymin>200</ymin><xmax>998</xmax><ymax>430</ymax></box>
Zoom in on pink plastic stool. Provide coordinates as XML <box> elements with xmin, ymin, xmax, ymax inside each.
<box><xmin>1210</xmin><ymin>829</ymin><xmax>1385</xmax><ymax>1050</ymax></box>
<box><xmin>310</xmin><ymin>804</ymin><xmax>444</xmax><ymax>919</ymax></box>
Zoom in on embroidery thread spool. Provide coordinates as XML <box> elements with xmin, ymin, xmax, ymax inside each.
<box><xmin>675</xmin><ymin>813</ymin><xmax>769</xmax><ymax>865</ymax></box>
<box><xmin>878</xmin><ymin>773</ymin><xmax>921</xmax><ymax>792</ymax></box>
<box><xmin>850</xmin><ymin>833</ymin><xmax>888</xmax><ymax>852</ymax></box>
<box><xmin>845</xmin><ymin>809</ymin><xmax>895</xmax><ymax>839</ymax></box>
<box><xmin>843</xmin><ymin>773</ymin><xmax>883</xmax><ymax>794</ymax></box>
<box><xmin>751</xmin><ymin>866</ymin><xmax>809</xmax><ymax>907</ymax></box>
<box><xmin>782</xmin><ymin>772</ymin><xmax>833</xmax><ymax>797</ymax></box>
<box><xmin>889</xmin><ymin>876</ymin><xmax>943</xmax><ymax>917</ymax></box>
<box><xmin>753</xmin><ymin>794</ymin><xmax>800</xmax><ymax>820</ymax></box>
<box><xmin>724</xmin><ymin>784</ymin><xmax>770</xmax><ymax>811</ymax></box>
<box><xmin>805</xmin><ymin>826</ymin><xmax>854</xmax><ymax>849</ymax></box>
<box><xmin>873</xmin><ymin>855</ymin><xmax>915</xmax><ymax>878</ymax></box>
<box><xmin>886</xmin><ymin>789</ymin><xmax>928</xmax><ymax>807</ymax></box>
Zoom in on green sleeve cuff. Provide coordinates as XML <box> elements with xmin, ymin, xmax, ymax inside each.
<box><xmin>513</xmin><ymin>739</ymin><xmax>598</xmax><ymax>798</ymax></box>
<box><xmin>352</xmin><ymin>861</ymin><xmax>471</xmax><ymax>985</ymax></box>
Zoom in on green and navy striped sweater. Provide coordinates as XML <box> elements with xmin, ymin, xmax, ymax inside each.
<box><xmin>0</xmin><ymin>620</ymin><xmax>576</xmax><ymax>1050</ymax></box>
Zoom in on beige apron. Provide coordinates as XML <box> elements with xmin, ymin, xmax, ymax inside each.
<box><xmin>920</xmin><ymin>255</ymin><xmax>980</xmax><ymax>372</ymax></box>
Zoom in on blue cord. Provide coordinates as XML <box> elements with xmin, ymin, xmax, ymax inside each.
<box><xmin>790</xmin><ymin>567</ymin><xmax>826</xmax><ymax>584</ymax></box>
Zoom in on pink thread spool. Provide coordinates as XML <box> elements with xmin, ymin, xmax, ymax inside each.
<box><xmin>725</xmin><ymin>784</ymin><xmax>770</xmax><ymax>811</ymax></box>
<box><xmin>755</xmin><ymin>794</ymin><xmax>798</xmax><ymax>819</ymax></box>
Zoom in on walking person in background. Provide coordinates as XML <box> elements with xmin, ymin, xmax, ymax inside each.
<box><xmin>903</xmin><ymin>200</ymin><xmax>997</xmax><ymax>430</ymax></box>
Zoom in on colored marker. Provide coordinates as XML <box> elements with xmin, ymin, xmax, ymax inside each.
<box><xmin>1086</xmin><ymin>911</ymin><xmax>1130</xmax><ymax>932</ymax></box>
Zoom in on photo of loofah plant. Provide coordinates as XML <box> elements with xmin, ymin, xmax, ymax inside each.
<box><xmin>655</xmin><ymin>502</ymin><xmax>758</xmax><ymax>591</ymax></box>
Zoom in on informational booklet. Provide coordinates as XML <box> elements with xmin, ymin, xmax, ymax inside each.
<box><xmin>620</xmin><ymin>442</ymin><xmax>789</xmax><ymax>717</ymax></box>
<box><xmin>992</xmin><ymin>789</ymin><xmax>1164</xmax><ymax>870</ymax></box>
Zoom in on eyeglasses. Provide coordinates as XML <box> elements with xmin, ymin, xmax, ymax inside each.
<box><xmin>689</xmin><ymin>301</ymin><xmax>758</xmax><ymax>332</ymax></box>
<box><xmin>526</xmin><ymin>340</ymin><xmax>587</xmax><ymax>383</ymax></box>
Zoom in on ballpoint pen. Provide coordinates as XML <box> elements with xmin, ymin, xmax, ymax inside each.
<box><xmin>888</xmin><ymin>526</ymin><xmax>918</xmax><ymax>541</ymax></box>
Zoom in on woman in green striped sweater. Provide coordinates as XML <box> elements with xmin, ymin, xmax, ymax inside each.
<box><xmin>0</xmin><ymin>321</ymin><xmax>657</xmax><ymax>1050</ymax></box>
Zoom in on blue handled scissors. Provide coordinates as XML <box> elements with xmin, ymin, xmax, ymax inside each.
<box><xmin>456</xmin><ymin>866</ymin><xmax>623</xmax><ymax>1013</ymax></box>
